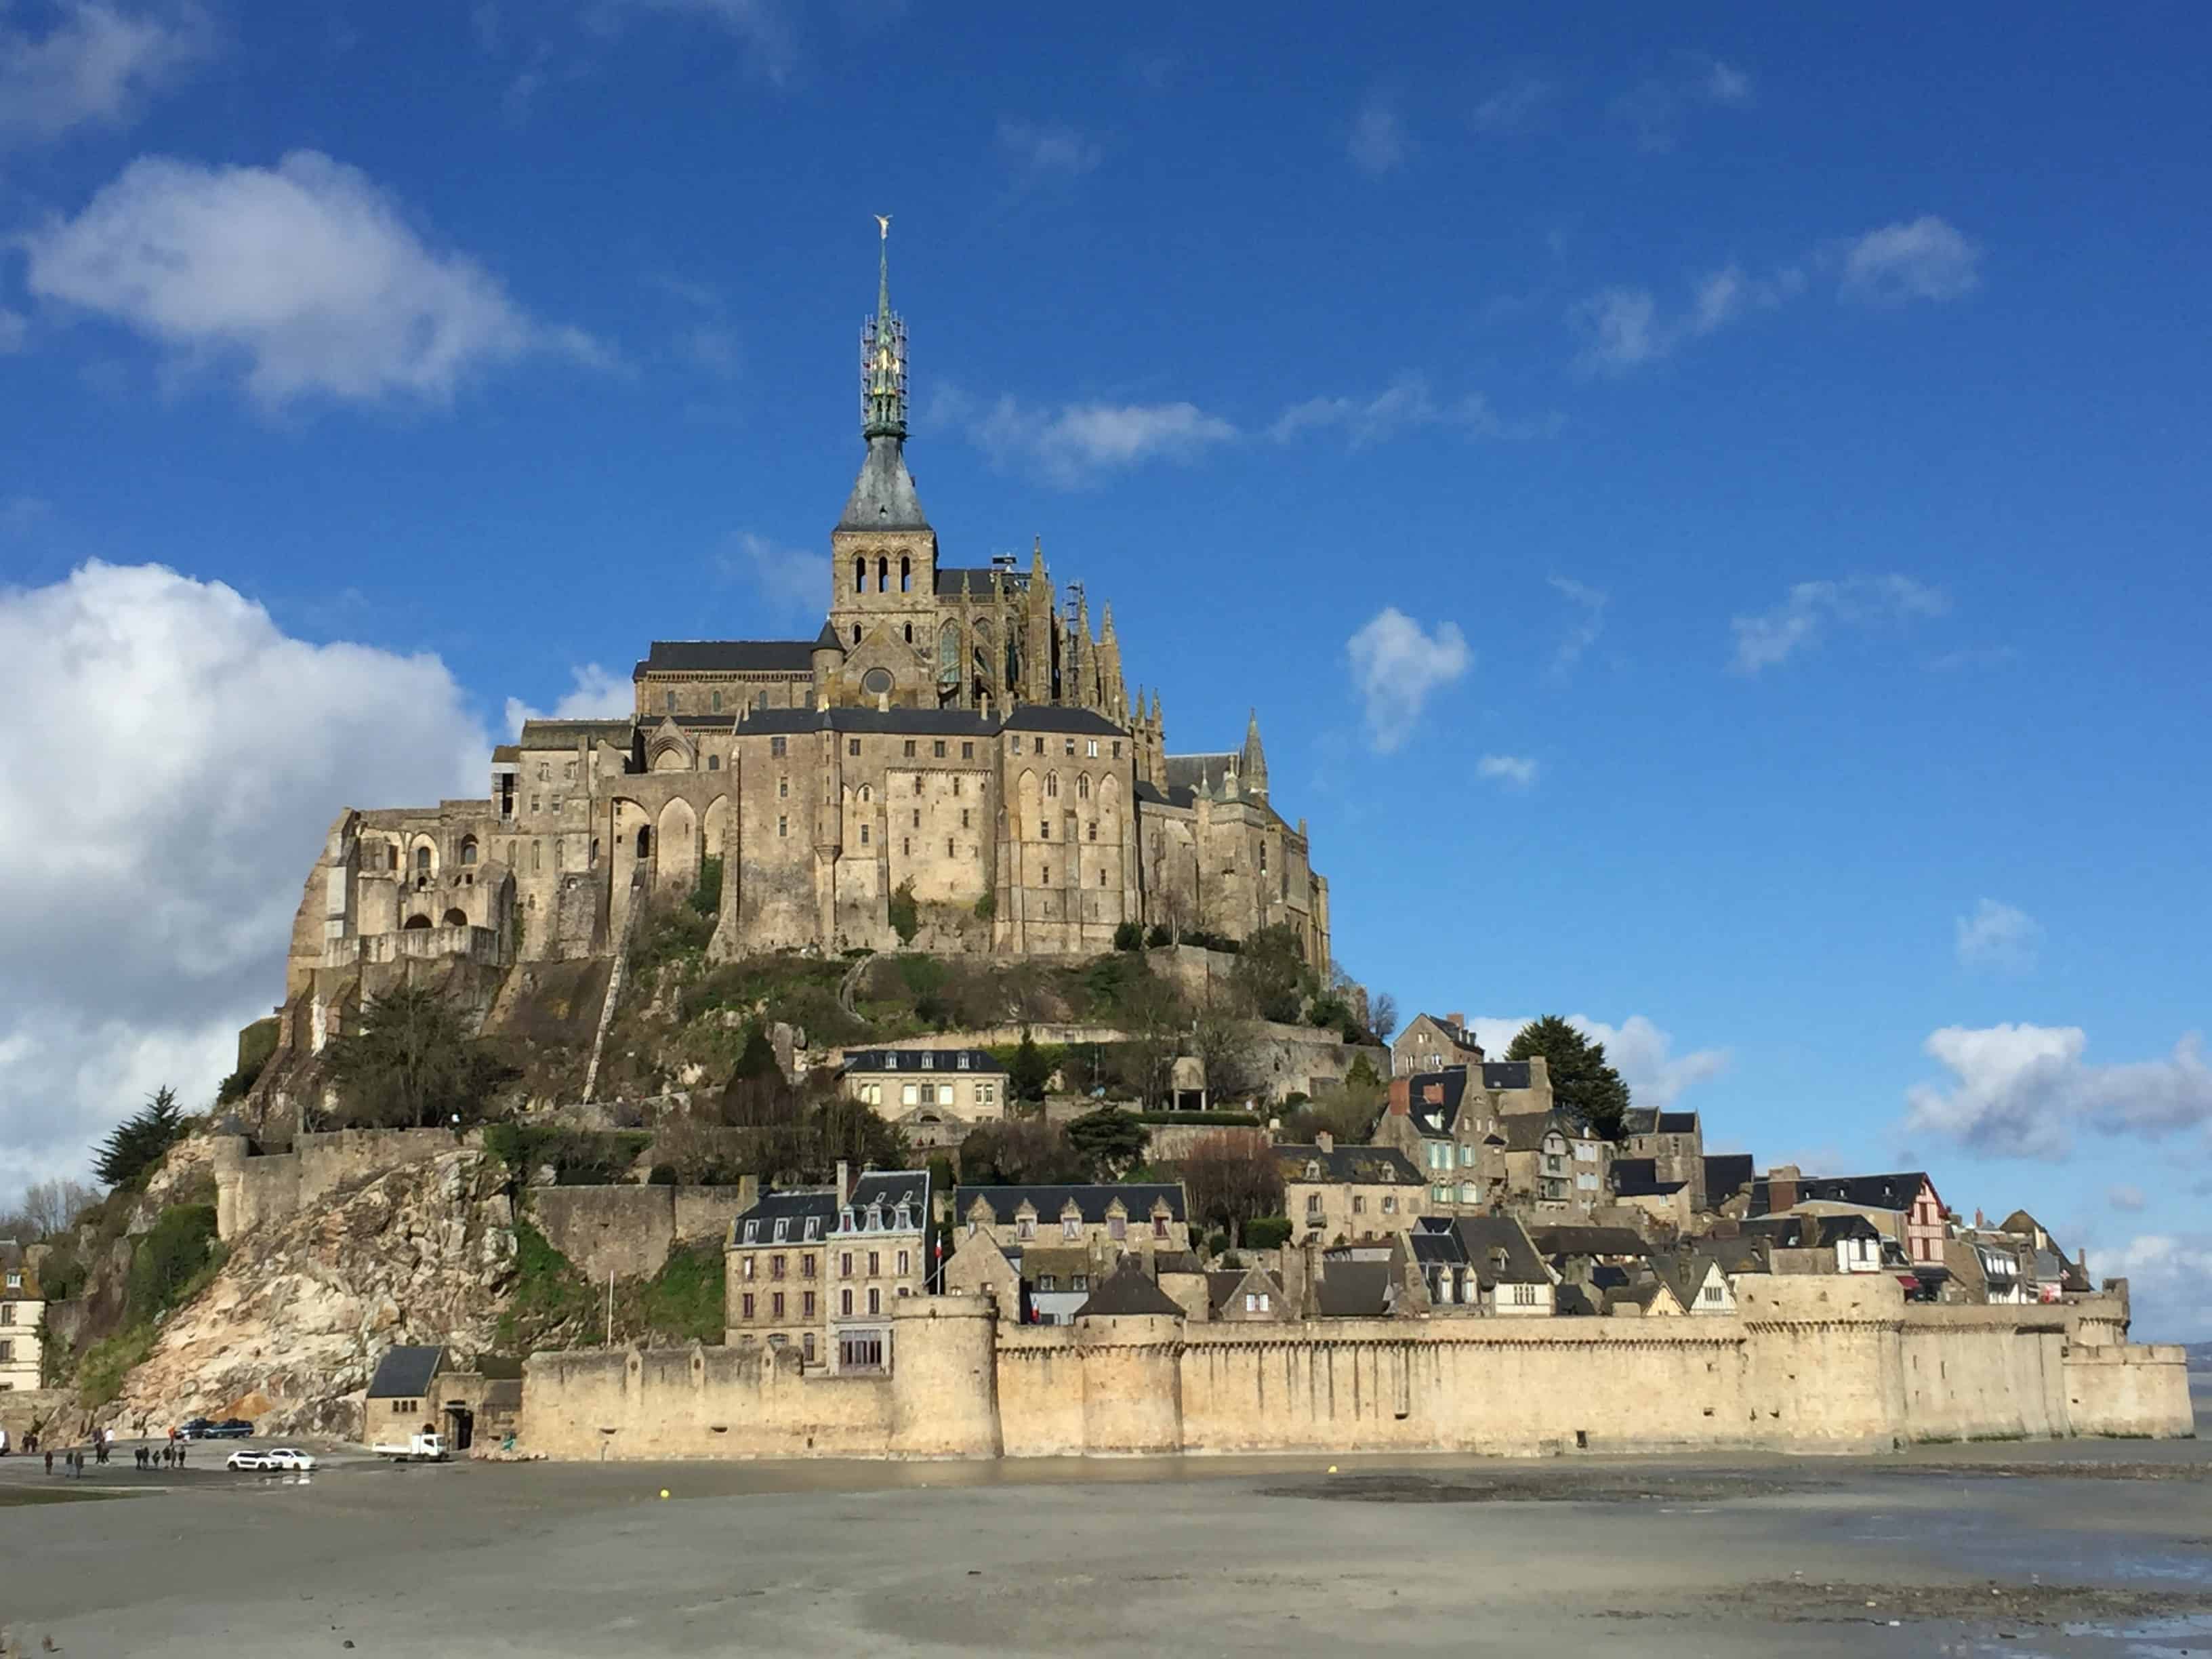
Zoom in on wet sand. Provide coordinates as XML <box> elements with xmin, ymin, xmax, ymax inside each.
<box><xmin>1</xmin><ymin>1417</ymin><xmax>2207</xmax><ymax>1656</ymax></box>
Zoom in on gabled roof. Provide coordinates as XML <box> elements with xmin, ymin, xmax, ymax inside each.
<box><xmin>1702</xmin><ymin>1153</ymin><xmax>1756</xmax><ymax>1202</ymax></box>
<box><xmin>1651</xmin><ymin>1249</ymin><xmax>1727</xmax><ymax>1309</ymax></box>
<box><xmin>1206</xmin><ymin>1266</ymin><xmax>1279</xmax><ymax>1314</ymax></box>
<box><xmin>1528</xmin><ymin>1224</ymin><xmax>1653</xmax><ymax>1261</ymax></box>
<box><xmin>1621</xmin><ymin>1109</ymin><xmax>1700</xmax><ymax>1138</ymax></box>
<box><xmin>1701</xmin><ymin>1234</ymin><xmax>1768</xmax><ymax>1275</ymax></box>
<box><xmin>1311</xmin><ymin>1261</ymin><xmax>1395</xmax><ymax>1318</ymax></box>
<box><xmin>1481</xmin><ymin>1061</ymin><xmax>1533</xmax><ymax>1091</ymax></box>
<box><xmin>734</xmin><ymin>1170</ymin><xmax>930</xmax><ymax>1240</ymax></box>
<box><xmin>1406</xmin><ymin>1013</ymin><xmax>1487</xmax><ymax>1056</ymax></box>
<box><xmin>1749</xmin><ymin>1170</ymin><xmax>1934</xmax><ymax>1216</ymax></box>
<box><xmin>1451</xmin><ymin>1215</ymin><xmax>1551</xmax><ymax>1288</ymax></box>
<box><xmin>1404</xmin><ymin>1069</ymin><xmax>1469</xmax><ymax>1135</ymax></box>
<box><xmin>1276</xmin><ymin>1143</ymin><xmax>1421</xmax><ymax>1185</ymax></box>
<box><xmin>1610</xmin><ymin>1159</ymin><xmax>1687</xmax><ymax>1200</ymax></box>
<box><xmin>1500</xmin><ymin>1112</ymin><xmax>1581</xmax><ymax>1153</ymax></box>
<box><xmin>956</xmin><ymin>1183</ymin><xmax>1187</xmax><ymax>1225</ymax></box>
<box><xmin>1075</xmin><ymin>1259</ymin><xmax>1185</xmax><ymax>1318</ymax></box>
<box><xmin>1741</xmin><ymin>1212</ymin><xmax>1880</xmax><ymax>1249</ymax></box>
<box><xmin>635</xmin><ymin>640</ymin><xmax>818</xmax><ymax>676</ymax></box>
<box><xmin>1407</xmin><ymin>1228</ymin><xmax>1467</xmax><ymax>1267</ymax></box>
<box><xmin>842</xmin><ymin>1047</ymin><xmax>1006</xmax><ymax>1076</ymax></box>
<box><xmin>366</xmin><ymin>1345</ymin><xmax>445</xmax><ymax>1400</ymax></box>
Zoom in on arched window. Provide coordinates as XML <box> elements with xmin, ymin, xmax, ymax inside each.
<box><xmin>708</xmin><ymin>754</ymin><xmax>721</xmax><ymax>771</ymax></box>
<box><xmin>1046</xmin><ymin>773</ymin><xmax>1059</xmax><ymax>799</ymax></box>
<box><xmin>903</xmin><ymin>623</ymin><xmax>913</xmax><ymax>644</ymax></box>
<box><xmin>876</xmin><ymin>556</ymin><xmax>888</xmax><ymax>592</ymax></box>
<box><xmin>531</xmin><ymin>841</ymin><xmax>542</xmax><ymax>872</ymax></box>
<box><xmin>443</xmin><ymin>907</ymin><xmax>468</xmax><ymax>928</ymax></box>
<box><xmin>590</xmin><ymin>838</ymin><xmax>600</xmax><ymax>867</ymax></box>
<box><xmin>459</xmin><ymin>837</ymin><xmax>478</xmax><ymax>866</ymax></box>
<box><xmin>537</xmin><ymin>763</ymin><xmax>550</xmax><ymax>781</ymax></box>
<box><xmin>853</xmin><ymin>556</ymin><xmax>865</xmax><ymax>593</ymax></box>
<box><xmin>386</xmin><ymin>844</ymin><xmax>398</xmax><ymax>871</ymax></box>
<box><xmin>853</xmin><ymin>624</ymin><xmax>861</xmax><ymax>644</ymax></box>
<box><xmin>414</xmin><ymin>846</ymin><xmax>431</xmax><ymax>874</ymax></box>
<box><xmin>899</xmin><ymin>556</ymin><xmax>911</xmax><ymax>592</ymax></box>
<box><xmin>711</xmin><ymin>690</ymin><xmax>722</xmax><ymax>712</ymax></box>
<box><xmin>636</xmin><ymin>826</ymin><xmax>652</xmax><ymax>859</ymax></box>
<box><xmin>859</xmin><ymin>785</ymin><xmax>872</xmax><ymax>802</ymax></box>
<box><xmin>403</xmin><ymin>914</ymin><xmax>432</xmax><ymax>930</ymax></box>
<box><xmin>1077</xmin><ymin>774</ymin><xmax>1090</xmax><ymax>800</ymax></box>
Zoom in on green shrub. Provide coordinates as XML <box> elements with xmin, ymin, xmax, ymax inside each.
<box><xmin>1146</xmin><ymin>924</ymin><xmax>1171</xmax><ymax>947</ymax></box>
<box><xmin>485</xmin><ymin>1124</ymin><xmax>652</xmax><ymax>1186</ymax></box>
<box><xmin>639</xmin><ymin>1242</ymin><xmax>726</xmax><ymax>1344</ymax></box>
<box><xmin>888</xmin><ymin>879</ymin><xmax>920</xmax><ymax>945</ymax></box>
<box><xmin>1243</xmin><ymin>1216</ymin><xmax>1293</xmax><ymax>1250</ymax></box>
<box><xmin>1136</xmin><ymin>1110</ymin><xmax>1262</xmax><ymax>1127</ymax></box>
<box><xmin>689</xmin><ymin>856</ymin><xmax>724</xmax><ymax>919</ymax></box>
<box><xmin>497</xmin><ymin>1221</ymin><xmax>596</xmax><ymax>1351</ymax></box>
<box><xmin>1113</xmin><ymin>920</ymin><xmax>1145</xmax><ymax>951</ymax></box>
<box><xmin>1204</xmin><ymin>1230</ymin><xmax>1229</xmax><ymax>1259</ymax></box>
<box><xmin>972</xmin><ymin>892</ymin><xmax>997</xmax><ymax>922</ymax></box>
<box><xmin>127</xmin><ymin>1204</ymin><xmax>219</xmax><ymax>1323</ymax></box>
<box><xmin>79</xmin><ymin>1325</ymin><xmax>155</xmax><ymax>1408</ymax></box>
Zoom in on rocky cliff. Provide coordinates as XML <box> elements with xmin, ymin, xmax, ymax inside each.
<box><xmin>101</xmin><ymin>1149</ymin><xmax>518</xmax><ymax>1438</ymax></box>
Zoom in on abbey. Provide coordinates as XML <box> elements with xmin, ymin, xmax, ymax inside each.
<box><xmin>283</xmin><ymin>232</ymin><xmax>1329</xmax><ymax>999</ymax></box>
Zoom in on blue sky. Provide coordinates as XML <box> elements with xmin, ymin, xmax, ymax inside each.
<box><xmin>3</xmin><ymin>3</ymin><xmax>2209</xmax><ymax>1332</ymax></box>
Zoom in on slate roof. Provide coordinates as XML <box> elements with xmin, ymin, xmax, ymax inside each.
<box><xmin>1500</xmin><ymin>1113</ymin><xmax>1580</xmax><ymax>1153</ymax></box>
<box><xmin>956</xmin><ymin>1183</ymin><xmax>1187</xmax><ymax>1225</ymax></box>
<box><xmin>1481</xmin><ymin>1061</ymin><xmax>1534</xmax><ymax>1091</ymax></box>
<box><xmin>934</xmin><ymin>566</ymin><xmax>1030</xmax><ymax>598</ymax></box>
<box><xmin>1404</xmin><ymin>1069</ymin><xmax>1469</xmax><ymax>1134</ymax></box>
<box><xmin>1621</xmin><ymin>1109</ymin><xmax>1700</xmax><ymax>1138</ymax></box>
<box><xmin>1701</xmin><ymin>1235</ymin><xmax>1769</xmax><ymax>1275</ymax></box>
<box><xmin>838</xmin><ymin>434</ymin><xmax>930</xmax><ymax>531</ymax></box>
<box><xmin>1074</xmin><ymin>1259</ymin><xmax>1185</xmax><ymax>1318</ymax></box>
<box><xmin>1133</xmin><ymin>779</ymin><xmax>1198</xmax><ymax>809</ymax></box>
<box><xmin>1652</xmin><ymin>1249</ymin><xmax>1726</xmax><ymax>1309</ymax></box>
<box><xmin>365</xmin><ymin>1345</ymin><xmax>445</xmax><ymax>1400</ymax></box>
<box><xmin>1528</xmin><ymin>1225</ymin><xmax>1653</xmax><ymax>1261</ymax></box>
<box><xmin>1452</xmin><ymin>1215</ymin><xmax>1551</xmax><ymax>1288</ymax></box>
<box><xmin>1206</xmin><ymin>1267</ymin><xmax>1279</xmax><ymax>1315</ymax></box>
<box><xmin>1276</xmin><ymin>1143</ymin><xmax>1421</xmax><ymax>1185</ymax></box>
<box><xmin>1702</xmin><ymin>1154</ymin><xmax>1756</xmax><ymax>1203</ymax></box>
<box><xmin>1610</xmin><ymin>1159</ymin><xmax>1688</xmax><ymax>1200</ymax></box>
<box><xmin>737</xmin><ymin>705</ymin><xmax>998</xmax><ymax>736</ymax></box>
<box><xmin>1749</xmin><ymin>1171</ymin><xmax>1934</xmax><ymax>1216</ymax></box>
<box><xmin>1409</xmin><ymin>1014</ymin><xmax>1488</xmax><ymax>1057</ymax></box>
<box><xmin>516</xmin><ymin>718</ymin><xmax>637</xmax><ymax>748</ymax></box>
<box><xmin>733</xmin><ymin>1171</ymin><xmax>931</xmax><ymax>1242</ymax></box>
<box><xmin>1311</xmin><ymin>1261</ymin><xmax>1395</xmax><ymax>1318</ymax></box>
<box><xmin>1163</xmin><ymin>752</ymin><xmax>1238</xmax><ymax>792</ymax></box>
<box><xmin>842</xmin><ymin>1047</ymin><xmax>1006</xmax><ymax>1076</ymax></box>
<box><xmin>635</xmin><ymin>640</ymin><xmax>819</xmax><ymax>676</ymax></box>
<box><xmin>1001</xmin><ymin>706</ymin><xmax>1127</xmax><ymax>735</ymax></box>
<box><xmin>1740</xmin><ymin>1212</ymin><xmax>1880</xmax><ymax>1250</ymax></box>
<box><xmin>1407</xmin><ymin>1227</ymin><xmax>1467</xmax><ymax>1267</ymax></box>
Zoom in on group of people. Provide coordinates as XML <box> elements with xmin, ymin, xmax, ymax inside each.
<box><xmin>27</xmin><ymin>1427</ymin><xmax>191</xmax><ymax>1476</ymax></box>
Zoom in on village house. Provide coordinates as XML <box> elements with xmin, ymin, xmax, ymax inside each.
<box><xmin>954</xmin><ymin>1182</ymin><xmax>1189</xmax><ymax>1256</ymax></box>
<box><xmin>1206</xmin><ymin>1261</ymin><xmax>1284</xmax><ymax>1322</ymax></box>
<box><xmin>1607</xmin><ymin>1157</ymin><xmax>1694</xmax><ymax>1230</ymax></box>
<box><xmin>1409</xmin><ymin>1214</ymin><xmax>1555</xmax><ymax>1316</ymax></box>
<box><xmin>0</xmin><ymin>1243</ymin><xmax>45</xmax><ymax>1393</ymax></box>
<box><xmin>1277</xmin><ymin>1136</ymin><xmax>1424</xmax><ymax>1244</ymax></box>
<box><xmin>1618</xmin><ymin>1109</ymin><xmax>1706</xmax><ymax>1206</ymax></box>
<box><xmin>1750</xmin><ymin>1168</ymin><xmax>1948</xmax><ymax>1271</ymax></box>
<box><xmin>1377</xmin><ymin>1067</ymin><xmax>1506</xmax><ymax>1210</ymax></box>
<box><xmin>1530</xmin><ymin>1223</ymin><xmax>1654</xmax><ymax>1315</ymax></box>
<box><xmin>1652</xmin><ymin>1249</ymin><xmax>1737</xmax><ymax>1315</ymax></box>
<box><xmin>840</xmin><ymin>1047</ymin><xmax>1006</xmax><ymax>1147</ymax></box>
<box><xmin>1391</xmin><ymin>1012</ymin><xmax>1488</xmax><ymax>1077</ymax></box>
<box><xmin>1603</xmin><ymin>1272</ymin><xmax>1686</xmax><ymax>1317</ymax></box>
<box><xmin>1500</xmin><ymin>1112</ymin><xmax>1612</xmax><ymax>1218</ymax></box>
<box><xmin>1740</xmin><ymin>1212</ymin><xmax>1887</xmax><ymax>1276</ymax></box>
<box><xmin>1701</xmin><ymin>1153</ymin><xmax>1757</xmax><ymax>1211</ymax></box>
<box><xmin>726</xmin><ymin>1166</ymin><xmax>931</xmax><ymax>1370</ymax></box>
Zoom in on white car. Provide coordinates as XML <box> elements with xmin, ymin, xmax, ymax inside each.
<box><xmin>227</xmin><ymin>1447</ymin><xmax>317</xmax><ymax>1472</ymax></box>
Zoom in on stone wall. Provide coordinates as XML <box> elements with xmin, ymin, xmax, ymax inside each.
<box><xmin>514</xmin><ymin>1275</ymin><xmax>2196</xmax><ymax>1462</ymax></box>
<box><xmin>528</xmin><ymin>1183</ymin><xmax>750</xmax><ymax>1284</ymax></box>
<box><xmin>212</xmin><ymin>1128</ymin><xmax>466</xmax><ymax>1241</ymax></box>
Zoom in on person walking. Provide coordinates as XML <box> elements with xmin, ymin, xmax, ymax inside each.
<box><xmin>43</xmin><ymin>1448</ymin><xmax>52</xmax><ymax>1475</ymax></box>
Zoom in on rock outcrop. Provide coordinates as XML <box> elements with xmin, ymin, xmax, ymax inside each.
<box><xmin>102</xmin><ymin>1149</ymin><xmax>517</xmax><ymax>1437</ymax></box>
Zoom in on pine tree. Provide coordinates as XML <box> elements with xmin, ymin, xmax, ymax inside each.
<box><xmin>1507</xmin><ymin>1015</ymin><xmax>1632</xmax><ymax>1140</ymax></box>
<box><xmin>94</xmin><ymin>1086</ymin><xmax>185</xmax><ymax>1189</ymax></box>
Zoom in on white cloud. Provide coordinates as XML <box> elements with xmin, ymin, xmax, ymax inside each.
<box><xmin>1729</xmin><ymin>574</ymin><xmax>1949</xmax><ymax>673</ymax></box>
<box><xmin>1345</xmin><ymin>608</ymin><xmax>1471</xmax><ymax>753</ymax></box>
<box><xmin>2096</xmin><ymin>1234</ymin><xmax>2212</xmax><ymax>1342</ymax></box>
<box><xmin>1547</xmin><ymin>575</ymin><xmax>1607</xmax><ymax>676</ymax></box>
<box><xmin>1347</xmin><ymin>97</ymin><xmax>1408</xmax><ymax>174</ymax></box>
<box><xmin>1477</xmin><ymin>754</ymin><xmax>1538</xmax><ymax>790</ymax></box>
<box><xmin>1841</xmin><ymin>216</ymin><xmax>1980</xmax><ymax>305</ymax></box>
<box><xmin>24</xmin><ymin>150</ymin><xmax>602</xmax><ymax>406</ymax></box>
<box><xmin>1267</xmin><ymin>374</ymin><xmax>1549</xmax><ymax>448</ymax></box>
<box><xmin>0</xmin><ymin>0</ymin><xmax>211</xmax><ymax>147</ymax></box>
<box><xmin>1613</xmin><ymin>52</ymin><xmax>1755</xmax><ymax>150</ymax></box>
<box><xmin>957</xmin><ymin>391</ymin><xmax>1235</xmax><ymax>488</ymax></box>
<box><xmin>1572</xmin><ymin>262</ymin><xmax>1802</xmax><ymax>374</ymax></box>
<box><xmin>1471</xmin><ymin>71</ymin><xmax>1553</xmax><ymax>134</ymax></box>
<box><xmin>1955</xmin><ymin>898</ymin><xmax>2043</xmax><ymax>975</ymax></box>
<box><xmin>503</xmin><ymin>663</ymin><xmax>632</xmax><ymax>737</ymax></box>
<box><xmin>626</xmin><ymin>0</ymin><xmax>795</xmax><ymax>82</ymax></box>
<box><xmin>718</xmin><ymin>529</ymin><xmax>823</xmax><ymax>615</ymax></box>
<box><xmin>1902</xmin><ymin>1023</ymin><xmax>2212</xmax><ymax>1160</ymax></box>
<box><xmin>1448</xmin><ymin>1013</ymin><xmax>1729</xmax><ymax>1109</ymax></box>
<box><xmin>996</xmin><ymin>118</ymin><xmax>1103</xmax><ymax>184</ymax></box>
<box><xmin>2106</xmin><ymin>1184</ymin><xmax>2145</xmax><ymax>1213</ymax></box>
<box><xmin>0</xmin><ymin>562</ymin><xmax>487</xmax><ymax>1201</ymax></box>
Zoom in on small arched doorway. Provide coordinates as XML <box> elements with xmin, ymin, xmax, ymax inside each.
<box><xmin>443</xmin><ymin>907</ymin><xmax>468</xmax><ymax>928</ymax></box>
<box><xmin>403</xmin><ymin>914</ymin><xmax>432</xmax><ymax>930</ymax></box>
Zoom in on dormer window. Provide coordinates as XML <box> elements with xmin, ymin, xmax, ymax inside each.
<box><xmin>841</xmin><ymin>1208</ymin><xmax>855</xmax><ymax>1232</ymax></box>
<box><xmin>1305</xmin><ymin>1161</ymin><xmax>1321</xmax><ymax>1180</ymax></box>
<box><xmin>869</xmin><ymin>1206</ymin><xmax>884</xmax><ymax>1230</ymax></box>
<box><xmin>956</xmin><ymin>1053</ymin><xmax>969</xmax><ymax>1070</ymax></box>
<box><xmin>773</xmin><ymin>1219</ymin><xmax>787</xmax><ymax>1242</ymax></box>
<box><xmin>804</xmin><ymin>1218</ymin><xmax>819</xmax><ymax>1241</ymax></box>
<box><xmin>743</xmin><ymin>1221</ymin><xmax>758</xmax><ymax>1244</ymax></box>
<box><xmin>1062</xmin><ymin>1214</ymin><xmax>1081</xmax><ymax>1240</ymax></box>
<box><xmin>895</xmin><ymin>1205</ymin><xmax>911</xmax><ymax>1230</ymax></box>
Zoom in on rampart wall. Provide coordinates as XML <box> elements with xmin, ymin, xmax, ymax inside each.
<box><xmin>211</xmin><ymin>1129</ymin><xmax>465</xmax><ymax>1240</ymax></box>
<box><xmin>530</xmin><ymin>1183</ymin><xmax>752</xmax><ymax>1283</ymax></box>
<box><xmin>514</xmin><ymin>1277</ymin><xmax>2195</xmax><ymax>1462</ymax></box>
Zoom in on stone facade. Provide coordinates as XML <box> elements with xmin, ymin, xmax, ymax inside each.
<box><xmin>264</xmin><ymin>239</ymin><xmax>1331</xmax><ymax>1077</ymax></box>
<box><xmin>0</xmin><ymin>1243</ymin><xmax>44</xmax><ymax>1392</ymax></box>
<box><xmin>513</xmin><ymin>1279</ymin><xmax>2194</xmax><ymax>1461</ymax></box>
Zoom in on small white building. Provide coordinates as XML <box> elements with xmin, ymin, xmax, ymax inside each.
<box><xmin>0</xmin><ymin>1242</ymin><xmax>46</xmax><ymax>1392</ymax></box>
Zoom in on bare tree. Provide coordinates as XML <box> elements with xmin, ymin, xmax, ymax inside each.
<box><xmin>1188</xmin><ymin>992</ymin><xmax>1261</xmax><ymax>1107</ymax></box>
<box><xmin>1179</xmin><ymin>1131</ymin><xmax>1285</xmax><ymax>1249</ymax></box>
<box><xmin>1370</xmin><ymin>991</ymin><xmax>1399</xmax><ymax>1042</ymax></box>
<box><xmin>9</xmin><ymin>1179</ymin><xmax>101</xmax><ymax>1240</ymax></box>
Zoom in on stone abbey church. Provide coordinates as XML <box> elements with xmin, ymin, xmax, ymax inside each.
<box><xmin>283</xmin><ymin>234</ymin><xmax>1330</xmax><ymax>1000</ymax></box>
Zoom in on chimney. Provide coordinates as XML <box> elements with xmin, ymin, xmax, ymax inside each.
<box><xmin>1315</xmin><ymin>1130</ymin><xmax>1334</xmax><ymax>1155</ymax></box>
<box><xmin>1447</xmin><ymin>1012</ymin><xmax>1465</xmax><ymax>1031</ymax></box>
<box><xmin>1975</xmin><ymin>1207</ymin><xmax>1986</xmax><ymax>1229</ymax></box>
<box><xmin>1387</xmin><ymin>1077</ymin><xmax>1410</xmax><ymax>1117</ymax></box>
<box><xmin>836</xmin><ymin>1160</ymin><xmax>852</xmax><ymax>1204</ymax></box>
<box><xmin>1767</xmin><ymin>1167</ymin><xmax>1799</xmax><ymax>1212</ymax></box>
<box><xmin>737</xmin><ymin>1173</ymin><xmax>760</xmax><ymax>1213</ymax></box>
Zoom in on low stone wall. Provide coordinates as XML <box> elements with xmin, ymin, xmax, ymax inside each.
<box><xmin>2064</xmin><ymin>1344</ymin><xmax>2193</xmax><ymax>1437</ymax></box>
<box><xmin>529</xmin><ymin>1183</ymin><xmax>750</xmax><ymax>1283</ymax></box>
<box><xmin>514</xmin><ymin>1275</ymin><xmax>2196</xmax><ymax>1462</ymax></box>
<box><xmin>212</xmin><ymin>1128</ymin><xmax>466</xmax><ymax>1240</ymax></box>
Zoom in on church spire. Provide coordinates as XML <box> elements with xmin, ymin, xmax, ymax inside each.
<box><xmin>1242</xmin><ymin>707</ymin><xmax>1269</xmax><ymax>798</ymax></box>
<box><xmin>861</xmin><ymin>215</ymin><xmax>907</xmax><ymax>441</ymax></box>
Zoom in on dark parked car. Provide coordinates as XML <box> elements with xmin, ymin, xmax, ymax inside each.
<box><xmin>197</xmin><ymin>1419</ymin><xmax>253</xmax><ymax>1439</ymax></box>
<box><xmin>176</xmin><ymin>1416</ymin><xmax>218</xmax><ymax>1440</ymax></box>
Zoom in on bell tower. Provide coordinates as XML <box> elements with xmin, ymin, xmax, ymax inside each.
<box><xmin>827</xmin><ymin>217</ymin><xmax>938</xmax><ymax>702</ymax></box>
